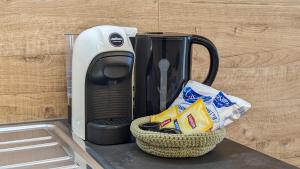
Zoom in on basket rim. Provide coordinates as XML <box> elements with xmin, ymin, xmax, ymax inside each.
<box><xmin>130</xmin><ymin>116</ymin><xmax>226</xmax><ymax>139</ymax></box>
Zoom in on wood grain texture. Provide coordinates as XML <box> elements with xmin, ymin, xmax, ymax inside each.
<box><xmin>0</xmin><ymin>0</ymin><xmax>299</xmax><ymax>167</ymax></box>
<box><xmin>0</xmin><ymin>0</ymin><xmax>159</xmax><ymax>57</ymax></box>
<box><xmin>0</xmin><ymin>92</ymin><xmax>67</xmax><ymax>123</ymax></box>
<box><xmin>0</xmin><ymin>0</ymin><xmax>159</xmax><ymax>123</ymax></box>
<box><xmin>159</xmin><ymin>0</ymin><xmax>300</xmax><ymax>167</ymax></box>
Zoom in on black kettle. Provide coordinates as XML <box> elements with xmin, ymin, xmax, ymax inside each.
<box><xmin>133</xmin><ymin>32</ymin><xmax>219</xmax><ymax>118</ymax></box>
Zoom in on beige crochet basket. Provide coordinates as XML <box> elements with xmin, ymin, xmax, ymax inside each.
<box><xmin>130</xmin><ymin>116</ymin><xmax>226</xmax><ymax>158</ymax></box>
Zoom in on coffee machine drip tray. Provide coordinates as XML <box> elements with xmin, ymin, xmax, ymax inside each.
<box><xmin>87</xmin><ymin>117</ymin><xmax>131</xmax><ymax>145</ymax></box>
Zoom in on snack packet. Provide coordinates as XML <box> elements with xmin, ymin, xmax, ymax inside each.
<box><xmin>171</xmin><ymin>80</ymin><xmax>251</xmax><ymax>131</ymax></box>
<box><xmin>150</xmin><ymin>106</ymin><xmax>179</xmax><ymax>128</ymax></box>
<box><xmin>174</xmin><ymin>99</ymin><xmax>213</xmax><ymax>134</ymax></box>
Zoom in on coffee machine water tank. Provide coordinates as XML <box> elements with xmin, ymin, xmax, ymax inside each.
<box><xmin>72</xmin><ymin>25</ymin><xmax>137</xmax><ymax>145</ymax></box>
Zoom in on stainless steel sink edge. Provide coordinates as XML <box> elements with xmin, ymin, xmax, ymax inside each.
<box><xmin>0</xmin><ymin>121</ymin><xmax>104</xmax><ymax>169</ymax></box>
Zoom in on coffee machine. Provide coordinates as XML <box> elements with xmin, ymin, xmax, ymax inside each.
<box><xmin>134</xmin><ymin>32</ymin><xmax>219</xmax><ymax>118</ymax></box>
<box><xmin>71</xmin><ymin>25</ymin><xmax>137</xmax><ymax>145</ymax></box>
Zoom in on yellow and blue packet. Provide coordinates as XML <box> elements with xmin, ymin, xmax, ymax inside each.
<box><xmin>174</xmin><ymin>99</ymin><xmax>213</xmax><ymax>134</ymax></box>
<box><xmin>150</xmin><ymin>106</ymin><xmax>179</xmax><ymax>128</ymax></box>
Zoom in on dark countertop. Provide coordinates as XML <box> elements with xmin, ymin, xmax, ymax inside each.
<box><xmin>85</xmin><ymin>138</ymin><xmax>299</xmax><ymax>169</ymax></box>
<box><xmin>2</xmin><ymin>119</ymin><xmax>297</xmax><ymax>169</ymax></box>
<box><xmin>56</xmin><ymin>119</ymin><xmax>298</xmax><ymax>169</ymax></box>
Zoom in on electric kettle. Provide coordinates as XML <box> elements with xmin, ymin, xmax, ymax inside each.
<box><xmin>134</xmin><ymin>32</ymin><xmax>219</xmax><ymax>118</ymax></box>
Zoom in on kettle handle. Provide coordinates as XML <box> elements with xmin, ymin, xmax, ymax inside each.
<box><xmin>191</xmin><ymin>35</ymin><xmax>219</xmax><ymax>86</ymax></box>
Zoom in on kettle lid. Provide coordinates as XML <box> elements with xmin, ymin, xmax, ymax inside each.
<box><xmin>137</xmin><ymin>32</ymin><xmax>191</xmax><ymax>38</ymax></box>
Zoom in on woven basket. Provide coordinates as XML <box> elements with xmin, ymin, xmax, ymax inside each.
<box><xmin>130</xmin><ymin>116</ymin><xmax>226</xmax><ymax>158</ymax></box>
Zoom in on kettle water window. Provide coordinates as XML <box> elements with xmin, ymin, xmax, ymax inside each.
<box><xmin>158</xmin><ymin>59</ymin><xmax>170</xmax><ymax>111</ymax></box>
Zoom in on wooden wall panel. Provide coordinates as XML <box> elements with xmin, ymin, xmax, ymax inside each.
<box><xmin>0</xmin><ymin>92</ymin><xmax>67</xmax><ymax>123</ymax></box>
<box><xmin>0</xmin><ymin>0</ymin><xmax>159</xmax><ymax>57</ymax></box>
<box><xmin>158</xmin><ymin>0</ymin><xmax>300</xmax><ymax>167</ymax></box>
<box><xmin>0</xmin><ymin>0</ymin><xmax>158</xmax><ymax>123</ymax></box>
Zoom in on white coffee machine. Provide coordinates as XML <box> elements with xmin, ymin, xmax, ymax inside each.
<box><xmin>71</xmin><ymin>25</ymin><xmax>137</xmax><ymax>145</ymax></box>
